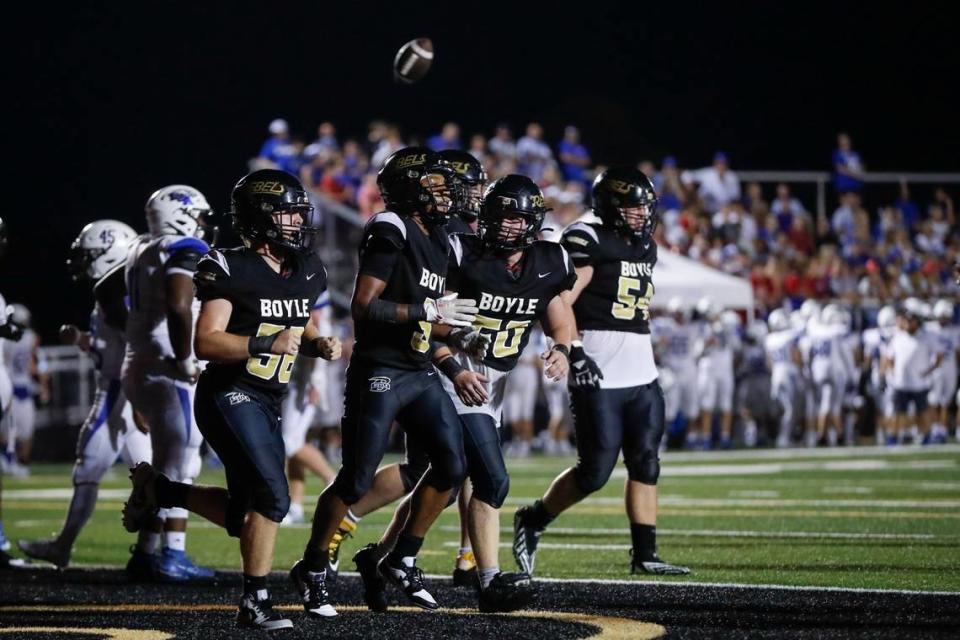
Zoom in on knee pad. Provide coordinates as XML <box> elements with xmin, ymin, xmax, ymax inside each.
<box><xmin>252</xmin><ymin>481</ymin><xmax>290</xmax><ymax>524</ymax></box>
<box><xmin>573</xmin><ymin>461</ymin><xmax>614</xmax><ymax>495</ymax></box>
<box><xmin>166</xmin><ymin>507</ymin><xmax>190</xmax><ymax>520</ymax></box>
<box><xmin>474</xmin><ymin>471</ymin><xmax>510</xmax><ymax>509</ymax></box>
<box><xmin>625</xmin><ymin>448</ymin><xmax>661</xmax><ymax>485</ymax></box>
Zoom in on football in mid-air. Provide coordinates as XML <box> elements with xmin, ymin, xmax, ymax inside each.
<box><xmin>393</xmin><ymin>38</ymin><xmax>434</xmax><ymax>84</ymax></box>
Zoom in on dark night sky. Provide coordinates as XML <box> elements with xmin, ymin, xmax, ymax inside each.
<box><xmin>6</xmin><ymin>1</ymin><xmax>960</xmax><ymax>339</ymax></box>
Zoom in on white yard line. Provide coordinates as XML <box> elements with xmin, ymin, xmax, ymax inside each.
<box><xmin>437</xmin><ymin>525</ymin><xmax>941</xmax><ymax>540</ymax></box>
<box><xmin>660</xmin><ymin>443</ymin><xmax>960</xmax><ymax>463</ymax></box>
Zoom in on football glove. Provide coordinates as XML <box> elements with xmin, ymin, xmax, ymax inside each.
<box><xmin>448</xmin><ymin>327</ymin><xmax>491</xmax><ymax>361</ymax></box>
<box><xmin>424</xmin><ymin>293</ymin><xmax>478</xmax><ymax>328</ymax></box>
<box><xmin>569</xmin><ymin>341</ymin><xmax>603</xmax><ymax>389</ymax></box>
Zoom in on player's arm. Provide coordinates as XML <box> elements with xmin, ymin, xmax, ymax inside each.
<box><xmin>165</xmin><ymin>272</ymin><xmax>198</xmax><ymax>379</ymax></box>
<box><xmin>300</xmin><ymin>318</ymin><xmax>341</xmax><ymax>361</ymax></box>
<box><xmin>194</xmin><ymin>298</ymin><xmax>299</xmax><ymax>362</ymax></box>
<box><xmin>432</xmin><ymin>344</ymin><xmax>488</xmax><ymax>407</ymax></box>
<box><xmin>93</xmin><ymin>266</ymin><xmax>128</xmax><ymax>331</ymax></box>
<box><xmin>540</xmin><ymin>294</ymin><xmax>573</xmax><ymax>381</ymax></box>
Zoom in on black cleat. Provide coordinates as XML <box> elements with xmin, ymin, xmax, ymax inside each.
<box><xmin>512</xmin><ymin>506</ymin><xmax>543</xmax><ymax>576</ymax></box>
<box><xmin>453</xmin><ymin>566</ymin><xmax>479</xmax><ymax>590</ymax></box>
<box><xmin>631</xmin><ymin>551</ymin><xmax>691</xmax><ymax>575</ymax></box>
<box><xmin>237</xmin><ymin>592</ymin><xmax>293</xmax><ymax>631</ymax></box>
<box><xmin>478</xmin><ymin>572</ymin><xmax>535</xmax><ymax>613</ymax></box>
<box><xmin>289</xmin><ymin>559</ymin><xmax>337</xmax><ymax>618</ymax></box>
<box><xmin>18</xmin><ymin>538</ymin><xmax>71</xmax><ymax>569</ymax></box>
<box><xmin>121</xmin><ymin>462</ymin><xmax>159</xmax><ymax>533</ymax></box>
<box><xmin>125</xmin><ymin>545</ymin><xmax>157</xmax><ymax>582</ymax></box>
<box><xmin>353</xmin><ymin>544</ymin><xmax>388</xmax><ymax>612</ymax></box>
<box><xmin>378</xmin><ymin>556</ymin><xmax>438</xmax><ymax>610</ymax></box>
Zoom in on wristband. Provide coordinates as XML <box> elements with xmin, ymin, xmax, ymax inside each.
<box><xmin>248</xmin><ymin>333</ymin><xmax>279</xmax><ymax>356</ymax></box>
<box><xmin>551</xmin><ymin>344</ymin><xmax>570</xmax><ymax>359</ymax></box>
<box><xmin>437</xmin><ymin>355</ymin><xmax>465</xmax><ymax>381</ymax></box>
<box><xmin>571</xmin><ymin>340</ymin><xmax>584</xmax><ymax>348</ymax></box>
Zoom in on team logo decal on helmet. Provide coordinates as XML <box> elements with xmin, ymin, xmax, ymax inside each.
<box><xmin>592</xmin><ymin>167</ymin><xmax>659</xmax><ymax>241</ymax></box>
<box><xmin>230</xmin><ymin>169</ymin><xmax>319</xmax><ymax>252</ymax></box>
<box><xmin>377</xmin><ymin>147</ymin><xmax>465</xmax><ymax>225</ymax></box>
<box><xmin>478</xmin><ymin>174</ymin><xmax>550</xmax><ymax>252</ymax></box>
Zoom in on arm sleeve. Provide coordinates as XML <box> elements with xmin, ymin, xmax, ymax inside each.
<box><xmin>193</xmin><ymin>250</ymin><xmax>235</xmax><ymax>302</ymax></box>
<box><xmin>560</xmin><ymin>226</ymin><xmax>600</xmax><ymax>268</ymax></box>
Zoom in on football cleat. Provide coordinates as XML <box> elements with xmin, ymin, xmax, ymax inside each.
<box><xmin>352</xmin><ymin>544</ymin><xmax>388</xmax><ymax>612</ymax></box>
<box><xmin>512</xmin><ymin>506</ymin><xmax>543</xmax><ymax>576</ymax></box>
<box><xmin>327</xmin><ymin>516</ymin><xmax>357</xmax><ymax>585</ymax></box>
<box><xmin>18</xmin><ymin>538</ymin><xmax>71</xmax><ymax>569</ymax></box>
<box><xmin>452</xmin><ymin>550</ymin><xmax>478</xmax><ymax>589</ymax></box>
<box><xmin>0</xmin><ymin>547</ymin><xmax>25</xmax><ymax>569</ymax></box>
<box><xmin>125</xmin><ymin>545</ymin><xmax>157</xmax><ymax>582</ymax></box>
<box><xmin>237</xmin><ymin>592</ymin><xmax>293</xmax><ymax>631</ymax></box>
<box><xmin>121</xmin><ymin>462</ymin><xmax>159</xmax><ymax>533</ymax></box>
<box><xmin>289</xmin><ymin>559</ymin><xmax>337</xmax><ymax>618</ymax></box>
<box><xmin>631</xmin><ymin>551</ymin><xmax>691</xmax><ymax>576</ymax></box>
<box><xmin>155</xmin><ymin>547</ymin><xmax>215</xmax><ymax>581</ymax></box>
<box><xmin>378</xmin><ymin>556</ymin><xmax>438</xmax><ymax>610</ymax></box>
<box><xmin>478</xmin><ymin>572</ymin><xmax>535</xmax><ymax>613</ymax></box>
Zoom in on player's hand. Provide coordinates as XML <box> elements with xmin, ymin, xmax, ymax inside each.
<box><xmin>454</xmin><ymin>369</ymin><xmax>489</xmax><ymax>407</ymax></box>
<box><xmin>569</xmin><ymin>342</ymin><xmax>603</xmax><ymax>390</ymax></box>
<box><xmin>307</xmin><ymin>385</ymin><xmax>322</xmax><ymax>406</ymax></box>
<box><xmin>172</xmin><ymin>357</ymin><xmax>200</xmax><ymax>383</ymax></box>
<box><xmin>541</xmin><ymin>346</ymin><xmax>570</xmax><ymax>381</ymax></box>
<box><xmin>271</xmin><ymin>329</ymin><xmax>302</xmax><ymax>356</ymax></box>
<box><xmin>449</xmin><ymin>327</ymin><xmax>491</xmax><ymax>361</ymax></box>
<box><xmin>424</xmin><ymin>293</ymin><xmax>478</xmax><ymax>328</ymax></box>
<box><xmin>60</xmin><ymin>324</ymin><xmax>82</xmax><ymax>346</ymax></box>
<box><xmin>316</xmin><ymin>336</ymin><xmax>342</xmax><ymax>361</ymax></box>
<box><xmin>133</xmin><ymin>409</ymin><xmax>150</xmax><ymax>434</ymax></box>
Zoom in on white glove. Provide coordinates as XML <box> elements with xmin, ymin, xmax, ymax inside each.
<box><xmin>449</xmin><ymin>327</ymin><xmax>491</xmax><ymax>361</ymax></box>
<box><xmin>423</xmin><ymin>293</ymin><xmax>478</xmax><ymax>328</ymax></box>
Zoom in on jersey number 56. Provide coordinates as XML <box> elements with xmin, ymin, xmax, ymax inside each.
<box><xmin>246</xmin><ymin>323</ymin><xmax>304</xmax><ymax>383</ymax></box>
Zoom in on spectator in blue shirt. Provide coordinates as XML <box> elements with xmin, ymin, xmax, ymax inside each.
<box><xmin>426</xmin><ymin>122</ymin><xmax>461</xmax><ymax>151</ymax></box>
<box><xmin>771</xmin><ymin>183</ymin><xmax>805</xmax><ymax>233</ymax></box>
<box><xmin>516</xmin><ymin>122</ymin><xmax>554</xmax><ymax>182</ymax></box>
<box><xmin>895</xmin><ymin>181</ymin><xmax>921</xmax><ymax>232</ymax></box>
<box><xmin>304</xmin><ymin>121</ymin><xmax>339</xmax><ymax>159</ymax></box>
<box><xmin>832</xmin><ymin>132</ymin><xmax>864</xmax><ymax>193</ymax></box>
<box><xmin>557</xmin><ymin>125</ymin><xmax>591</xmax><ymax>185</ymax></box>
<box><xmin>256</xmin><ymin>118</ymin><xmax>292</xmax><ymax>168</ymax></box>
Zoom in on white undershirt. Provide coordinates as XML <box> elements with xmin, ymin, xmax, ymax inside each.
<box><xmin>581</xmin><ymin>330</ymin><xmax>658</xmax><ymax>389</ymax></box>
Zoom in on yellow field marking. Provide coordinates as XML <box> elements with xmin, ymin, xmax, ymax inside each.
<box><xmin>0</xmin><ymin>628</ymin><xmax>172</xmax><ymax>640</ymax></box>
<box><xmin>0</xmin><ymin>604</ymin><xmax>665</xmax><ymax>640</ymax></box>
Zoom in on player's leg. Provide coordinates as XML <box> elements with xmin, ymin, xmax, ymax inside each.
<box><xmin>514</xmin><ymin>387</ymin><xmax>624</xmax><ymax>575</ymax></box>
<box><xmin>378</xmin><ymin>376</ymin><xmax>466</xmax><ymax>609</ymax></box>
<box><xmin>454</xmin><ymin>478</ymin><xmax>476</xmax><ymax>582</ymax></box>
<box><xmin>718</xmin><ymin>369</ymin><xmax>735</xmax><ymax>447</ymax></box>
<box><xmin>11</xmin><ymin>395</ymin><xmax>35</xmax><ymax>467</ymax></box>
<box><xmin>622</xmin><ymin>381</ymin><xmax>689</xmax><ymax>574</ymax></box>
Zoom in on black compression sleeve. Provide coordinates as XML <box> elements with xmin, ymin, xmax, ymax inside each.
<box><xmin>359</xmin><ymin>240</ymin><xmax>400</xmax><ymax>281</ymax></box>
<box><xmin>367</xmin><ymin>298</ymin><xmax>427</xmax><ymax>324</ymax></box>
<box><xmin>437</xmin><ymin>355</ymin><xmax>464</xmax><ymax>381</ymax></box>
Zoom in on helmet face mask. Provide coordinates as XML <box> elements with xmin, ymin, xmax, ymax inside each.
<box><xmin>145</xmin><ymin>185</ymin><xmax>213</xmax><ymax>238</ymax></box>
<box><xmin>66</xmin><ymin>219</ymin><xmax>138</xmax><ymax>282</ymax></box>
<box><xmin>231</xmin><ymin>170</ymin><xmax>319</xmax><ymax>252</ymax></box>
<box><xmin>592</xmin><ymin>168</ymin><xmax>659</xmax><ymax>241</ymax></box>
<box><xmin>440</xmin><ymin>149</ymin><xmax>488</xmax><ymax>222</ymax></box>
<box><xmin>478</xmin><ymin>175</ymin><xmax>549</xmax><ymax>252</ymax></box>
<box><xmin>377</xmin><ymin>147</ymin><xmax>466</xmax><ymax>226</ymax></box>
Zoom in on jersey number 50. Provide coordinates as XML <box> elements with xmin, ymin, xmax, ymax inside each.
<box><xmin>611</xmin><ymin>277</ymin><xmax>654</xmax><ymax>321</ymax></box>
<box><xmin>474</xmin><ymin>315</ymin><xmax>532</xmax><ymax>358</ymax></box>
<box><xmin>247</xmin><ymin>323</ymin><xmax>304</xmax><ymax>383</ymax></box>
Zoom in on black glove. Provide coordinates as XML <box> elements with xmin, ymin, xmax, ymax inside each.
<box><xmin>569</xmin><ymin>341</ymin><xmax>603</xmax><ymax>389</ymax></box>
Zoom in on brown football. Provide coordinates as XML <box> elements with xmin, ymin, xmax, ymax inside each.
<box><xmin>393</xmin><ymin>38</ymin><xmax>434</xmax><ymax>84</ymax></box>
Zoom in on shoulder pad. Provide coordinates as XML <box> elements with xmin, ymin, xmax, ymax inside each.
<box><xmin>164</xmin><ymin>236</ymin><xmax>210</xmax><ymax>255</ymax></box>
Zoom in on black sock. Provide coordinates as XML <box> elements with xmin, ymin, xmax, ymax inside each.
<box><xmin>387</xmin><ymin>532</ymin><xmax>424</xmax><ymax>566</ymax></box>
<box><xmin>243</xmin><ymin>574</ymin><xmax>268</xmax><ymax>599</ymax></box>
<box><xmin>155</xmin><ymin>474</ymin><xmax>189</xmax><ymax>509</ymax></box>
<box><xmin>631</xmin><ymin>523</ymin><xmax>657</xmax><ymax>562</ymax></box>
<box><xmin>302</xmin><ymin>545</ymin><xmax>329</xmax><ymax>573</ymax></box>
<box><xmin>526</xmin><ymin>500</ymin><xmax>557</xmax><ymax>530</ymax></box>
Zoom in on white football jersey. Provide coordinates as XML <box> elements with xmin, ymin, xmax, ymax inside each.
<box><xmin>805</xmin><ymin>321</ymin><xmax>850</xmax><ymax>384</ymax></box>
<box><xmin>862</xmin><ymin>326</ymin><xmax>894</xmax><ymax>389</ymax></box>
<box><xmin>764</xmin><ymin>328</ymin><xmax>800</xmax><ymax>382</ymax></box>
<box><xmin>124</xmin><ymin>234</ymin><xmax>207</xmax><ymax>361</ymax></box>
<box><xmin>90</xmin><ymin>304</ymin><xmax>127</xmax><ymax>384</ymax></box>
<box><xmin>660</xmin><ymin>321</ymin><xmax>699</xmax><ymax>372</ymax></box>
<box><xmin>697</xmin><ymin>320</ymin><xmax>737</xmax><ymax>374</ymax></box>
<box><xmin>926</xmin><ymin>322</ymin><xmax>960</xmax><ymax>376</ymax></box>
<box><xmin>4</xmin><ymin>328</ymin><xmax>36</xmax><ymax>389</ymax></box>
<box><xmin>889</xmin><ymin>328</ymin><xmax>940</xmax><ymax>391</ymax></box>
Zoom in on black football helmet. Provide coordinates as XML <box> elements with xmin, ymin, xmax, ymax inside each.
<box><xmin>440</xmin><ymin>149</ymin><xmax>487</xmax><ymax>223</ymax></box>
<box><xmin>377</xmin><ymin>146</ymin><xmax>464</xmax><ymax>225</ymax></box>
<box><xmin>478</xmin><ymin>175</ymin><xmax>550</xmax><ymax>252</ymax></box>
<box><xmin>230</xmin><ymin>169</ymin><xmax>318</xmax><ymax>251</ymax></box>
<box><xmin>592</xmin><ymin>167</ymin><xmax>658</xmax><ymax>241</ymax></box>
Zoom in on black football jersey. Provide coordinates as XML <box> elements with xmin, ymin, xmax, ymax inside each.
<box><xmin>193</xmin><ymin>247</ymin><xmax>328</xmax><ymax>400</ymax></box>
<box><xmin>353</xmin><ymin>212</ymin><xmax>451</xmax><ymax>370</ymax></box>
<box><xmin>447</xmin><ymin>235</ymin><xmax>576</xmax><ymax>372</ymax></box>
<box><xmin>560</xmin><ymin>220</ymin><xmax>657</xmax><ymax>334</ymax></box>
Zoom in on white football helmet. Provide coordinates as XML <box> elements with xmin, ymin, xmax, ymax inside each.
<box><xmin>721</xmin><ymin>310</ymin><xmax>742</xmax><ymax>330</ymax></box>
<box><xmin>67</xmin><ymin>219</ymin><xmax>138</xmax><ymax>281</ymax></box>
<box><xmin>821</xmin><ymin>305</ymin><xmax>846</xmax><ymax>327</ymax></box>
<box><xmin>918</xmin><ymin>301</ymin><xmax>933</xmax><ymax>320</ymax></box>
<box><xmin>790</xmin><ymin>309</ymin><xmax>806</xmax><ymax>330</ymax></box>
<box><xmin>696</xmin><ymin>296</ymin><xmax>718</xmax><ymax>319</ymax></box>
<box><xmin>145</xmin><ymin>185</ymin><xmax>212</xmax><ymax>238</ymax></box>
<box><xmin>799</xmin><ymin>299</ymin><xmax>821</xmax><ymax>320</ymax></box>
<box><xmin>666</xmin><ymin>296</ymin><xmax>690</xmax><ymax>322</ymax></box>
<box><xmin>768</xmin><ymin>308</ymin><xmax>790</xmax><ymax>332</ymax></box>
<box><xmin>933</xmin><ymin>299</ymin><xmax>954</xmax><ymax>320</ymax></box>
<box><xmin>877</xmin><ymin>305</ymin><xmax>896</xmax><ymax>329</ymax></box>
<box><xmin>9</xmin><ymin>303</ymin><xmax>30</xmax><ymax>328</ymax></box>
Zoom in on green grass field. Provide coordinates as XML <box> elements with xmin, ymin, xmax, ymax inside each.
<box><xmin>4</xmin><ymin>445</ymin><xmax>959</xmax><ymax>592</ymax></box>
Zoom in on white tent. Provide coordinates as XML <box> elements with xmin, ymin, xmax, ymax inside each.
<box><xmin>651</xmin><ymin>249</ymin><xmax>754</xmax><ymax>311</ymax></box>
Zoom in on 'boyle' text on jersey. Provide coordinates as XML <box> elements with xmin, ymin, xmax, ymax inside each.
<box><xmin>194</xmin><ymin>247</ymin><xmax>327</xmax><ymax>400</ymax></box>
<box><xmin>354</xmin><ymin>211</ymin><xmax>452</xmax><ymax>370</ymax></box>
<box><xmin>561</xmin><ymin>221</ymin><xmax>657</xmax><ymax>334</ymax></box>
<box><xmin>448</xmin><ymin>234</ymin><xmax>576</xmax><ymax>372</ymax></box>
